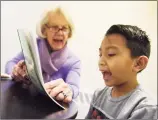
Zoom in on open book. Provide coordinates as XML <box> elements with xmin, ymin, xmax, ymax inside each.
<box><xmin>17</xmin><ymin>29</ymin><xmax>67</xmax><ymax>110</ymax></box>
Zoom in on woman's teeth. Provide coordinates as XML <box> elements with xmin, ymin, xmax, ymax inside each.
<box><xmin>54</xmin><ymin>39</ymin><xmax>63</xmax><ymax>42</ymax></box>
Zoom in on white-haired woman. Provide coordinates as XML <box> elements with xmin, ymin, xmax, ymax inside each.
<box><xmin>5</xmin><ymin>7</ymin><xmax>81</xmax><ymax>103</ymax></box>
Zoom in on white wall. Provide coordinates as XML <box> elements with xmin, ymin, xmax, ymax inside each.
<box><xmin>1</xmin><ymin>1</ymin><xmax>157</xmax><ymax>101</ymax></box>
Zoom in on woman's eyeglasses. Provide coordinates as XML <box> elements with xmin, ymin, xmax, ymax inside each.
<box><xmin>46</xmin><ymin>24</ymin><xmax>70</xmax><ymax>34</ymax></box>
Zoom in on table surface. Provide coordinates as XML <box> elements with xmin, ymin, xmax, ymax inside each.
<box><xmin>0</xmin><ymin>79</ymin><xmax>78</xmax><ymax>119</ymax></box>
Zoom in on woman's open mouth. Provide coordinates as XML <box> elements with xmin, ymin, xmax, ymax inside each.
<box><xmin>54</xmin><ymin>39</ymin><xmax>63</xmax><ymax>43</ymax></box>
<box><xmin>53</xmin><ymin>39</ymin><xmax>64</xmax><ymax>46</ymax></box>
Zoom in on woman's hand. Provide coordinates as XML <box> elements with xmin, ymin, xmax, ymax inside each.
<box><xmin>12</xmin><ymin>60</ymin><xmax>31</xmax><ymax>85</ymax></box>
<box><xmin>44</xmin><ymin>78</ymin><xmax>73</xmax><ymax>103</ymax></box>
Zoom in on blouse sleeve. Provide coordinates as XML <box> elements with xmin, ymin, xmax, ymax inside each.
<box><xmin>65</xmin><ymin>60</ymin><xmax>81</xmax><ymax>98</ymax></box>
<box><xmin>5</xmin><ymin>51</ymin><xmax>24</xmax><ymax>75</ymax></box>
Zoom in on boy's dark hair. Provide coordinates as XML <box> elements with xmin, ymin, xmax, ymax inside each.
<box><xmin>105</xmin><ymin>24</ymin><xmax>151</xmax><ymax>58</ymax></box>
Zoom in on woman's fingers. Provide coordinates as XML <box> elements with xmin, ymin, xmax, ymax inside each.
<box><xmin>12</xmin><ymin>65</ymin><xmax>23</xmax><ymax>82</ymax></box>
<box><xmin>44</xmin><ymin>82</ymin><xmax>55</xmax><ymax>90</ymax></box>
<box><xmin>17</xmin><ymin>62</ymin><xmax>27</xmax><ymax>77</ymax></box>
<box><xmin>18</xmin><ymin>60</ymin><xmax>25</xmax><ymax>68</ymax></box>
<box><xmin>51</xmin><ymin>83</ymin><xmax>73</xmax><ymax>102</ymax></box>
<box><xmin>55</xmin><ymin>88</ymin><xmax>72</xmax><ymax>102</ymax></box>
<box><xmin>63</xmin><ymin>95</ymin><xmax>72</xmax><ymax>103</ymax></box>
<box><xmin>49</xmin><ymin>82</ymin><xmax>66</xmax><ymax>98</ymax></box>
<box><xmin>62</xmin><ymin>87</ymin><xmax>73</xmax><ymax>103</ymax></box>
<box><xmin>44</xmin><ymin>79</ymin><xmax>73</xmax><ymax>103</ymax></box>
<box><xmin>22</xmin><ymin>65</ymin><xmax>27</xmax><ymax>76</ymax></box>
<box><xmin>44</xmin><ymin>78</ymin><xmax>64</xmax><ymax>90</ymax></box>
<box><xmin>49</xmin><ymin>78</ymin><xmax>65</xmax><ymax>88</ymax></box>
<box><xmin>55</xmin><ymin>92</ymin><xmax>65</xmax><ymax>101</ymax></box>
<box><xmin>12</xmin><ymin>62</ymin><xmax>31</xmax><ymax>85</ymax></box>
<box><xmin>45</xmin><ymin>88</ymin><xmax>52</xmax><ymax>94</ymax></box>
<box><xmin>17</xmin><ymin>67</ymin><xmax>25</xmax><ymax>77</ymax></box>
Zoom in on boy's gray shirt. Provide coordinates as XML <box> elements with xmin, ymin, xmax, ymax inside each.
<box><xmin>86</xmin><ymin>85</ymin><xmax>157</xmax><ymax>119</ymax></box>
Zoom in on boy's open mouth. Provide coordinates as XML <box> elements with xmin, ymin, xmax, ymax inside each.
<box><xmin>102</xmin><ymin>71</ymin><xmax>112</xmax><ymax>80</ymax></box>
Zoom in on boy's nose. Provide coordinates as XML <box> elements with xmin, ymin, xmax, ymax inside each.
<box><xmin>99</xmin><ymin>61</ymin><xmax>106</xmax><ymax>67</ymax></box>
<box><xmin>98</xmin><ymin>61</ymin><xmax>108</xmax><ymax>72</ymax></box>
<box><xmin>99</xmin><ymin>57</ymin><xmax>106</xmax><ymax>65</ymax></box>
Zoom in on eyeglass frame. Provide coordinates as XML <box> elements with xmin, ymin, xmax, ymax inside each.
<box><xmin>45</xmin><ymin>24</ymin><xmax>70</xmax><ymax>34</ymax></box>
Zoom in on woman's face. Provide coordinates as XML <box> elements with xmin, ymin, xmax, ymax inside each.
<box><xmin>45</xmin><ymin>13</ymin><xmax>70</xmax><ymax>51</ymax></box>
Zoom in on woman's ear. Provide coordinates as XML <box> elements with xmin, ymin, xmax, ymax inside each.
<box><xmin>132</xmin><ymin>56</ymin><xmax>149</xmax><ymax>72</ymax></box>
<box><xmin>43</xmin><ymin>30</ymin><xmax>47</xmax><ymax>37</ymax></box>
<box><xmin>41</xmin><ymin>25</ymin><xmax>47</xmax><ymax>37</ymax></box>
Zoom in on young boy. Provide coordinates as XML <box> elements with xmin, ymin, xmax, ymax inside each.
<box><xmin>86</xmin><ymin>24</ymin><xmax>157</xmax><ymax>119</ymax></box>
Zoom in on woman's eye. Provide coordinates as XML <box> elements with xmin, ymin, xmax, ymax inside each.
<box><xmin>99</xmin><ymin>53</ymin><xmax>102</xmax><ymax>57</ymax></box>
<box><xmin>62</xmin><ymin>27</ymin><xmax>68</xmax><ymax>31</ymax></box>
<box><xmin>52</xmin><ymin>26</ymin><xmax>58</xmax><ymax>29</ymax></box>
<box><xmin>108</xmin><ymin>53</ymin><xmax>116</xmax><ymax>57</ymax></box>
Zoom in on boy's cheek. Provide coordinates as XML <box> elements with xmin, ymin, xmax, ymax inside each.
<box><xmin>109</xmin><ymin>62</ymin><xmax>125</xmax><ymax>75</ymax></box>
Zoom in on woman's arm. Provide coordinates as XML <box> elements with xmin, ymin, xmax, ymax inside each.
<box><xmin>5</xmin><ymin>51</ymin><xmax>24</xmax><ymax>75</ymax></box>
<box><xmin>65</xmin><ymin>60</ymin><xmax>81</xmax><ymax>98</ymax></box>
<box><xmin>44</xmin><ymin>60</ymin><xmax>81</xmax><ymax>103</ymax></box>
<box><xmin>5</xmin><ymin>52</ymin><xmax>31</xmax><ymax>85</ymax></box>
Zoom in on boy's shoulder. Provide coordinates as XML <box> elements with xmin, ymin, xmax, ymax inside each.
<box><xmin>89</xmin><ymin>85</ymin><xmax>157</xmax><ymax>119</ymax></box>
<box><xmin>120</xmin><ymin>85</ymin><xmax>157</xmax><ymax>119</ymax></box>
<box><xmin>91</xmin><ymin>86</ymin><xmax>110</xmax><ymax>102</ymax></box>
<box><xmin>131</xmin><ymin>85</ymin><xmax>157</xmax><ymax>108</ymax></box>
<box><xmin>117</xmin><ymin>85</ymin><xmax>157</xmax><ymax>118</ymax></box>
<box><xmin>91</xmin><ymin>85</ymin><xmax>157</xmax><ymax>108</ymax></box>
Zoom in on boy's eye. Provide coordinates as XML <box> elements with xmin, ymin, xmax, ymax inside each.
<box><xmin>108</xmin><ymin>53</ymin><xmax>116</xmax><ymax>57</ymax></box>
<box><xmin>99</xmin><ymin>53</ymin><xmax>102</xmax><ymax>57</ymax></box>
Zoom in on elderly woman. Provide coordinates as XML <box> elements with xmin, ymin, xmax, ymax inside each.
<box><xmin>5</xmin><ymin>7</ymin><xmax>81</xmax><ymax>103</ymax></box>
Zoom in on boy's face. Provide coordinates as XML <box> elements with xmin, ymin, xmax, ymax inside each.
<box><xmin>99</xmin><ymin>34</ymin><xmax>136</xmax><ymax>87</ymax></box>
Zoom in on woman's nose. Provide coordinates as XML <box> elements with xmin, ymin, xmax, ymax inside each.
<box><xmin>57</xmin><ymin>29</ymin><xmax>64</xmax><ymax>34</ymax></box>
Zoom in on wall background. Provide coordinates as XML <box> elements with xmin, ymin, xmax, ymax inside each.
<box><xmin>1</xmin><ymin>1</ymin><xmax>157</xmax><ymax>101</ymax></box>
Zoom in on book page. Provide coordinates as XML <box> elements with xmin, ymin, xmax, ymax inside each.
<box><xmin>17</xmin><ymin>29</ymin><xmax>67</xmax><ymax>110</ymax></box>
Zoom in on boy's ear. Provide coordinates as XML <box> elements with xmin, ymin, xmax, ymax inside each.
<box><xmin>132</xmin><ymin>56</ymin><xmax>149</xmax><ymax>72</ymax></box>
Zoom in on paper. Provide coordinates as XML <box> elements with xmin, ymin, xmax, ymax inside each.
<box><xmin>17</xmin><ymin>29</ymin><xmax>67</xmax><ymax>110</ymax></box>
